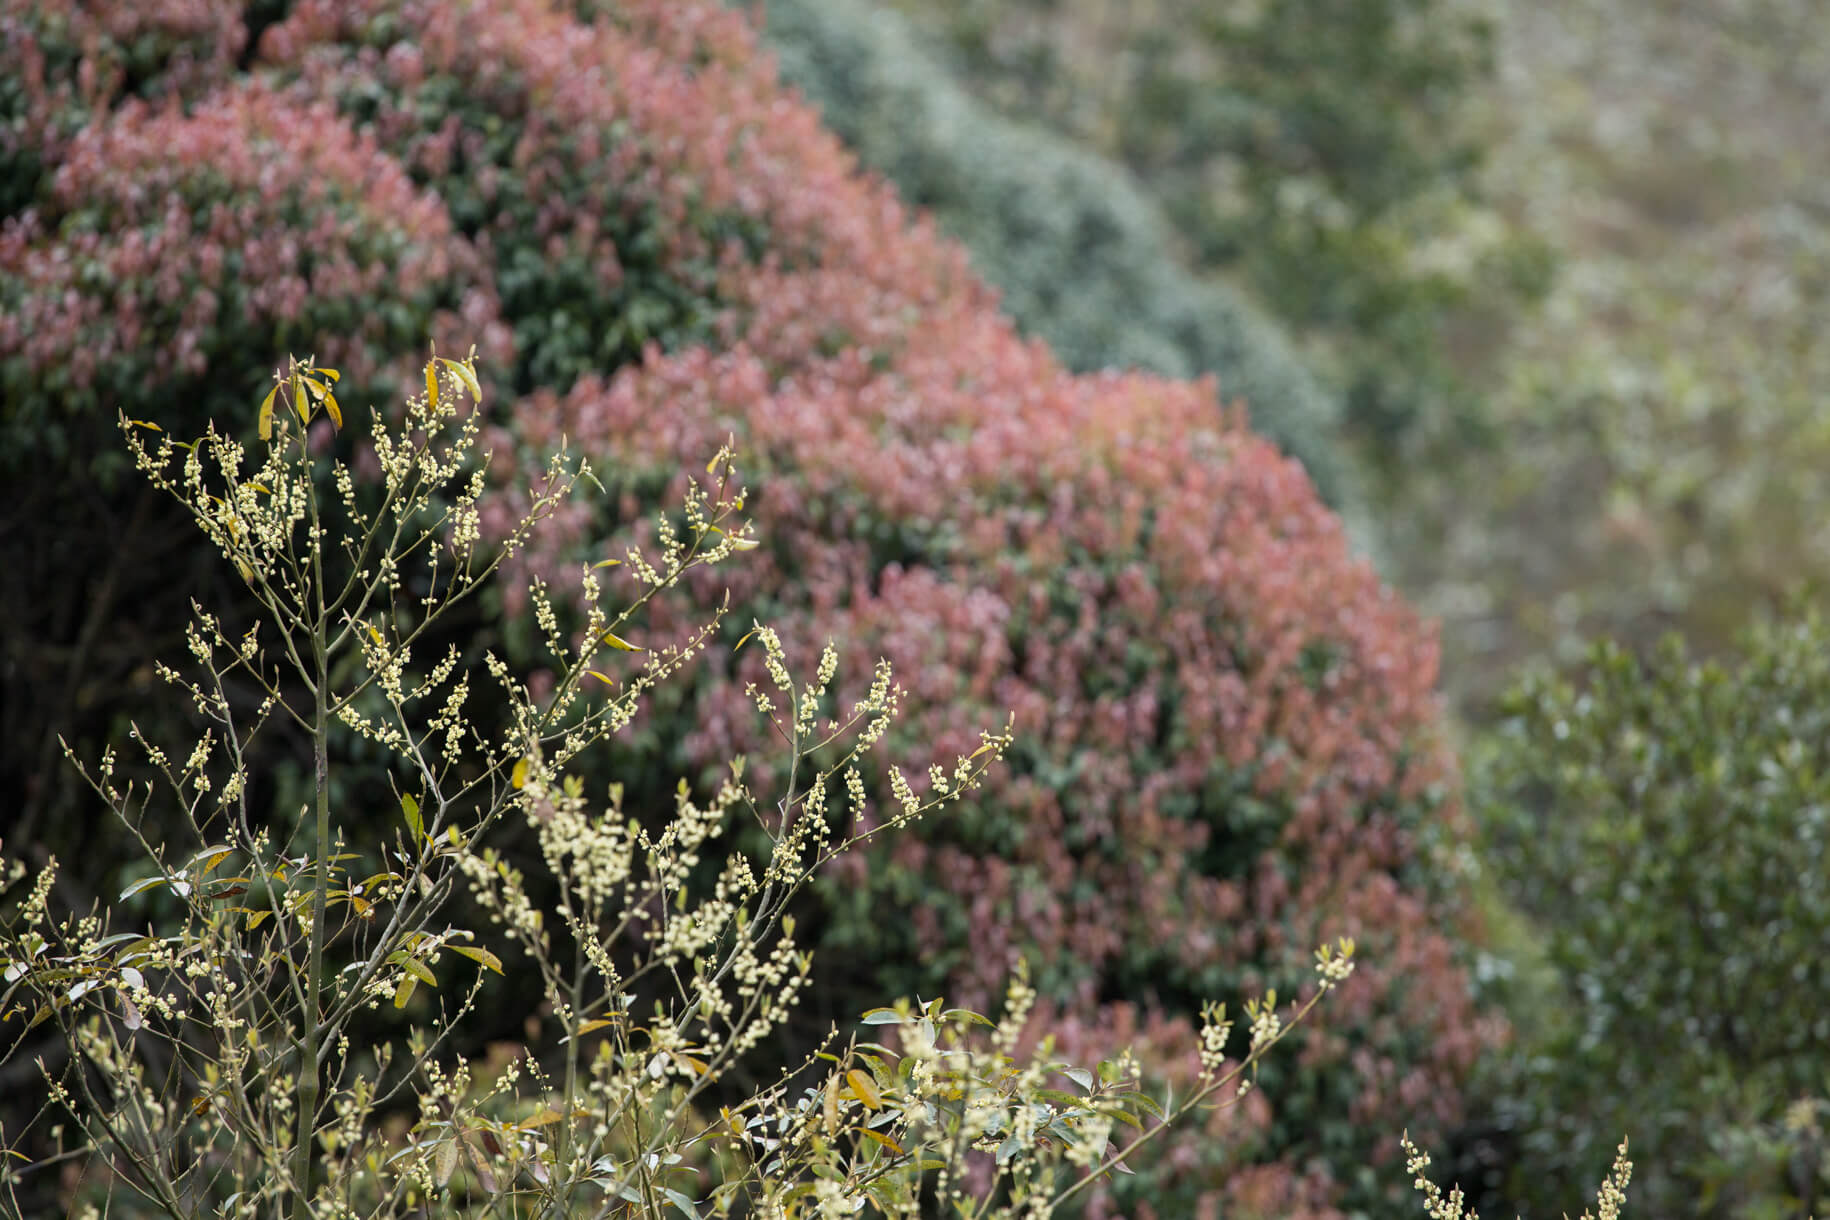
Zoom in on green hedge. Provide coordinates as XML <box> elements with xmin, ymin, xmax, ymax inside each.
<box><xmin>1474</xmin><ymin>618</ymin><xmax>1830</xmax><ymax>1216</ymax></box>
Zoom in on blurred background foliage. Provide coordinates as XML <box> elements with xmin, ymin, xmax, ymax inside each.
<box><xmin>1472</xmin><ymin>618</ymin><xmax>1830</xmax><ymax>1218</ymax></box>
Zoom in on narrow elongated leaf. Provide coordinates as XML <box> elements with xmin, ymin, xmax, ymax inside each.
<box><xmin>400</xmin><ymin>792</ymin><xmax>423</xmax><ymax>843</ymax></box>
<box><xmin>119</xmin><ymin>876</ymin><xmax>170</xmax><ymax>901</ymax></box>
<box><xmin>599</xmin><ymin>631</ymin><xmax>642</xmax><ymax>652</ymax></box>
<box><xmin>448</xmin><ymin>945</ymin><xmax>502</xmax><ymax>974</ymax></box>
<box><xmin>257</xmin><ymin>383</ymin><xmax>279</xmax><ymax>441</ymax></box>
<box><xmin>845</xmin><ymin>1069</ymin><xmax>882</xmax><ymax>1111</ymax></box>
<box><xmin>439</xmin><ymin>357</ymin><xmax>481</xmax><ymax>401</ymax></box>
<box><xmin>425</xmin><ymin>362</ymin><xmax>439</xmax><ymax>409</ymax></box>
<box><xmin>857</xmin><ymin>1128</ymin><xmax>903</xmax><ymax>1154</ymax></box>
<box><xmin>188</xmin><ymin>845</ymin><xmax>236</xmax><ymax>875</ymax></box>
<box><xmin>569</xmin><ymin>1017</ymin><xmax>620</xmax><ymax>1038</ymax></box>
<box><xmin>388</xmin><ymin>951</ymin><xmax>437</xmax><ymax>987</ymax></box>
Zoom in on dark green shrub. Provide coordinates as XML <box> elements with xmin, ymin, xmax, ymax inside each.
<box><xmin>1474</xmin><ymin>619</ymin><xmax>1830</xmax><ymax>1217</ymax></box>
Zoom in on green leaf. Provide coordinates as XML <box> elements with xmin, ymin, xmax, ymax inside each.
<box><xmin>118</xmin><ymin>875</ymin><xmax>170</xmax><ymax>901</ymax></box>
<box><xmin>400</xmin><ymin>793</ymin><xmax>423</xmax><ymax>843</ymax></box>
<box><xmin>257</xmin><ymin>383</ymin><xmax>279</xmax><ymax>441</ymax></box>
<box><xmin>187</xmin><ymin>845</ymin><xmax>236</xmax><ymax>875</ymax></box>
<box><xmin>1062</xmin><ymin>1067</ymin><xmax>1094</xmax><ymax>1092</ymax></box>
<box><xmin>388</xmin><ymin>951</ymin><xmax>437</xmax><ymax>987</ymax></box>
<box><xmin>439</xmin><ymin>357</ymin><xmax>482</xmax><ymax>402</ymax></box>
<box><xmin>846</xmin><ymin>1069</ymin><xmax>882</xmax><ymax>1111</ymax></box>
<box><xmin>599</xmin><ymin>631</ymin><xmax>642</xmax><ymax>652</ymax></box>
<box><xmin>449</xmin><ymin>945</ymin><xmax>503</xmax><ymax>974</ymax></box>
<box><xmin>858</xmin><ymin>1128</ymin><xmax>904</xmax><ymax>1155</ymax></box>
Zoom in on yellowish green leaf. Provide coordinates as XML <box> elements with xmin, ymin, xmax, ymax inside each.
<box><xmin>257</xmin><ymin>383</ymin><xmax>279</xmax><ymax>441</ymax></box>
<box><xmin>572</xmin><ymin>1016</ymin><xmax>622</xmax><ymax>1037</ymax></box>
<box><xmin>511</xmin><ymin>758</ymin><xmax>530</xmax><ymax>790</ymax></box>
<box><xmin>599</xmin><ymin>631</ymin><xmax>641</xmax><ymax>652</ymax></box>
<box><xmin>389</xmin><ymin>952</ymin><xmax>437</xmax><ymax>987</ymax></box>
<box><xmin>845</xmin><ymin>1069</ymin><xmax>882</xmax><ymax>1111</ymax></box>
<box><xmin>858</xmin><ymin>1129</ymin><xmax>903</xmax><ymax>1154</ymax></box>
<box><xmin>448</xmin><ymin>945</ymin><xmax>502</xmax><ymax>974</ymax></box>
<box><xmin>439</xmin><ymin>357</ymin><xmax>481</xmax><ymax>401</ymax></box>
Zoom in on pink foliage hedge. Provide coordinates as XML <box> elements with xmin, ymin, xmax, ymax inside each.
<box><xmin>1</xmin><ymin>1</ymin><xmax>1497</xmax><ymax>1213</ymax></box>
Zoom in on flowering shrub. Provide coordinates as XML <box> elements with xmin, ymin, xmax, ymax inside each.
<box><xmin>0</xmin><ymin>352</ymin><xmax>1362</xmax><ymax>1219</ymax></box>
<box><xmin>1</xmin><ymin>1</ymin><xmax>1494</xmax><ymax>1213</ymax></box>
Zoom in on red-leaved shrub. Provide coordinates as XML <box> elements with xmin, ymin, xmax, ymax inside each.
<box><xmin>1</xmin><ymin>1</ymin><xmax>1498</xmax><ymax>1214</ymax></box>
